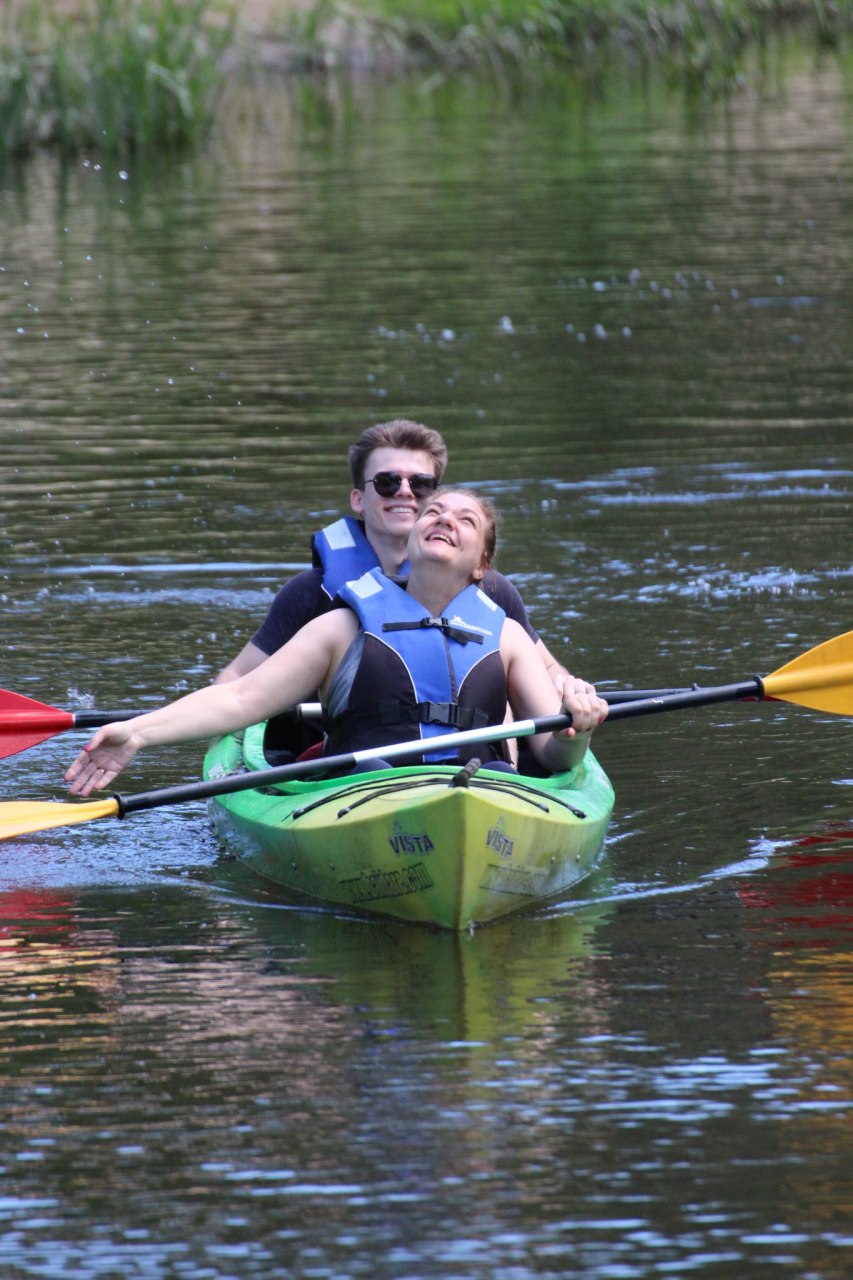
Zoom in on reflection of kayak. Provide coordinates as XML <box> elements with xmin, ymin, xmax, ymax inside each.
<box><xmin>231</xmin><ymin>890</ymin><xmax>616</xmax><ymax>1041</ymax></box>
<box><xmin>203</xmin><ymin>723</ymin><xmax>615</xmax><ymax>930</ymax></box>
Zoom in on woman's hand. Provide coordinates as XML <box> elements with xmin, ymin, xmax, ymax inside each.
<box><xmin>557</xmin><ymin>684</ymin><xmax>609</xmax><ymax>738</ymax></box>
<box><xmin>65</xmin><ymin>723</ymin><xmax>142</xmax><ymax>796</ymax></box>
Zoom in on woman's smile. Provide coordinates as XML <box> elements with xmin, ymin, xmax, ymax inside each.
<box><xmin>411</xmin><ymin>492</ymin><xmax>490</xmax><ymax>578</ymax></box>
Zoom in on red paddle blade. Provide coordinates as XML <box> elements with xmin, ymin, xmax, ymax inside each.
<box><xmin>0</xmin><ymin>689</ymin><xmax>75</xmax><ymax>760</ymax></box>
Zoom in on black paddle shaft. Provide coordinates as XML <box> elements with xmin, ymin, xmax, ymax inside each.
<box><xmin>115</xmin><ymin>752</ymin><xmax>364</xmax><ymax>816</ymax></box>
<box><xmin>73</xmin><ymin>711</ymin><xmax>141</xmax><ymax>728</ymax></box>
<box><xmin>606</xmin><ymin>678</ymin><xmax>764</xmax><ymax>721</ymax></box>
<box><xmin>114</xmin><ymin>677</ymin><xmax>765</xmax><ymax>819</ymax></box>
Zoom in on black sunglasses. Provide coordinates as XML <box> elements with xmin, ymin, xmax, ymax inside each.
<box><xmin>365</xmin><ymin>471</ymin><xmax>439</xmax><ymax>499</ymax></box>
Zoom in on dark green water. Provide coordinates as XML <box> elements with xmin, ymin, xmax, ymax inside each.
<box><xmin>1</xmin><ymin>51</ymin><xmax>852</xmax><ymax>1278</ymax></box>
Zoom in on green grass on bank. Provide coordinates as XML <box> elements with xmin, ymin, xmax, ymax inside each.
<box><xmin>1</xmin><ymin>0</ymin><xmax>850</xmax><ymax>157</ymax></box>
<box><xmin>0</xmin><ymin>0</ymin><xmax>234</xmax><ymax>157</ymax></box>
<box><xmin>290</xmin><ymin>0</ymin><xmax>851</xmax><ymax>79</ymax></box>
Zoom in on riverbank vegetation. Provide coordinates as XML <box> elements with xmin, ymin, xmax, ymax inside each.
<box><xmin>287</xmin><ymin>0</ymin><xmax>851</xmax><ymax>79</ymax></box>
<box><xmin>1</xmin><ymin>0</ymin><xmax>850</xmax><ymax>156</ymax></box>
<box><xmin>0</xmin><ymin>0</ymin><xmax>233</xmax><ymax>156</ymax></box>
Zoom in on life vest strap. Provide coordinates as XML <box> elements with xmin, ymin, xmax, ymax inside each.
<box><xmin>382</xmin><ymin>617</ymin><xmax>484</xmax><ymax>646</ymax></box>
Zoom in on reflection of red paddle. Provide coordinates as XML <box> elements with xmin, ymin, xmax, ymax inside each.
<box><xmin>792</xmin><ymin>828</ymin><xmax>853</xmax><ymax>847</ymax></box>
<box><xmin>0</xmin><ymin>887</ymin><xmax>75</xmax><ymax>922</ymax></box>
<box><xmin>0</xmin><ymin>888</ymin><xmax>77</xmax><ymax>946</ymax></box>
<box><xmin>739</xmin><ymin>823</ymin><xmax>853</xmax><ymax>924</ymax></box>
<box><xmin>739</xmin><ymin>857</ymin><xmax>853</xmax><ymax>924</ymax></box>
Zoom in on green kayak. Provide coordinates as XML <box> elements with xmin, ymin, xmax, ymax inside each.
<box><xmin>203</xmin><ymin>722</ymin><xmax>614</xmax><ymax>930</ymax></box>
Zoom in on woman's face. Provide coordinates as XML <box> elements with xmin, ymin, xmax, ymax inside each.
<box><xmin>408</xmin><ymin>491</ymin><xmax>491</xmax><ymax>581</ymax></box>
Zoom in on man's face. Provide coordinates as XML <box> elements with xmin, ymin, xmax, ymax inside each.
<box><xmin>350</xmin><ymin>447</ymin><xmax>440</xmax><ymax>543</ymax></box>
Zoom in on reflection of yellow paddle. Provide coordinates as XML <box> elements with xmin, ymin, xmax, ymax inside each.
<box><xmin>1</xmin><ymin>629</ymin><xmax>851</xmax><ymax>845</ymax></box>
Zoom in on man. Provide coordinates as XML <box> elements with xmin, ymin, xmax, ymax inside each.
<box><xmin>216</xmin><ymin>418</ymin><xmax>589</xmax><ymax>705</ymax></box>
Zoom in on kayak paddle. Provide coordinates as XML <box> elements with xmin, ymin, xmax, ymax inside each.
<box><xmin>0</xmin><ymin>691</ymin><xmax>324</xmax><ymax>761</ymax></box>
<box><xmin>0</xmin><ymin>629</ymin><xmax>850</xmax><ymax>844</ymax></box>
<box><xmin>0</xmin><ymin>686</ymin><xmax>692</xmax><ymax>760</ymax></box>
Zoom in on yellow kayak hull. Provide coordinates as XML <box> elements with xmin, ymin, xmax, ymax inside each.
<box><xmin>204</xmin><ymin>723</ymin><xmax>614</xmax><ymax>930</ymax></box>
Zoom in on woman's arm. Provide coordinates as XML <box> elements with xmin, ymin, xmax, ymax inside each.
<box><xmin>502</xmin><ymin>621</ymin><xmax>607</xmax><ymax>772</ymax></box>
<box><xmin>65</xmin><ymin>611</ymin><xmax>356</xmax><ymax>796</ymax></box>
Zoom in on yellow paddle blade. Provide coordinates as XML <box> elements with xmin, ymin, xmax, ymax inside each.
<box><xmin>763</xmin><ymin>630</ymin><xmax>853</xmax><ymax>715</ymax></box>
<box><xmin>0</xmin><ymin>798</ymin><xmax>120</xmax><ymax>842</ymax></box>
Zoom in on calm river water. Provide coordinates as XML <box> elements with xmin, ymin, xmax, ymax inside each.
<box><xmin>1</xmin><ymin>46</ymin><xmax>852</xmax><ymax>1279</ymax></box>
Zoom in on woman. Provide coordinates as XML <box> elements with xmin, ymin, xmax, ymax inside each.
<box><xmin>65</xmin><ymin>490</ymin><xmax>608</xmax><ymax>797</ymax></box>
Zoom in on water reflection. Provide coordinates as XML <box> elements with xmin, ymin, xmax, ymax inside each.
<box><xmin>0</xmin><ymin>884</ymin><xmax>619</xmax><ymax>1274</ymax></box>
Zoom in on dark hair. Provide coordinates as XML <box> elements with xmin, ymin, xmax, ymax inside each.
<box><xmin>435</xmin><ymin>487</ymin><xmax>498</xmax><ymax>572</ymax></box>
<box><xmin>348</xmin><ymin>419</ymin><xmax>448</xmax><ymax>489</ymax></box>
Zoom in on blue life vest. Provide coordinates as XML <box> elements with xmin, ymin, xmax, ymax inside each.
<box><xmin>326</xmin><ymin>569</ymin><xmax>508</xmax><ymax>763</ymax></box>
<box><xmin>312</xmin><ymin>517</ymin><xmax>410</xmax><ymax>603</ymax></box>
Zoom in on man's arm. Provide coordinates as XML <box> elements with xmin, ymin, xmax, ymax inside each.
<box><xmin>214</xmin><ymin>641</ymin><xmax>268</xmax><ymax>685</ymax></box>
<box><xmin>484</xmin><ymin>571</ymin><xmax>596</xmax><ymax>700</ymax></box>
<box><xmin>535</xmin><ymin>637</ymin><xmax>597</xmax><ymax>703</ymax></box>
<box><xmin>501</xmin><ymin>620</ymin><xmax>608</xmax><ymax>773</ymax></box>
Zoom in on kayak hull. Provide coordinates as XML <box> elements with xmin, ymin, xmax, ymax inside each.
<box><xmin>204</xmin><ymin>723</ymin><xmax>614</xmax><ymax>930</ymax></box>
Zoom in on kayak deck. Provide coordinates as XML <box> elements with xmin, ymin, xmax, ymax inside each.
<box><xmin>204</xmin><ymin>723</ymin><xmax>614</xmax><ymax>930</ymax></box>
